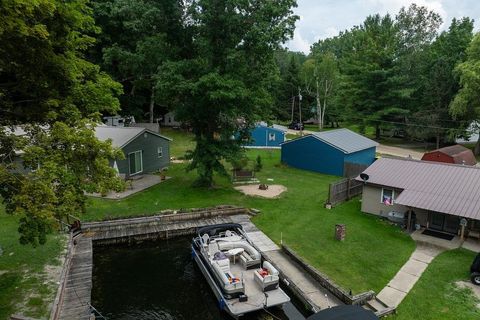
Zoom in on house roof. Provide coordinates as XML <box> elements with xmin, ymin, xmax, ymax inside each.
<box><xmin>357</xmin><ymin>157</ymin><xmax>480</xmax><ymax>220</ymax></box>
<box><xmin>423</xmin><ymin>144</ymin><xmax>477</xmax><ymax>166</ymax></box>
<box><xmin>255</xmin><ymin>122</ymin><xmax>286</xmax><ymax>133</ymax></box>
<box><xmin>94</xmin><ymin>126</ymin><xmax>171</xmax><ymax>148</ymax></box>
<box><xmin>282</xmin><ymin>128</ymin><xmax>378</xmax><ymax>154</ymax></box>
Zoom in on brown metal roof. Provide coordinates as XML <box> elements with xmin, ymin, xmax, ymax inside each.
<box><xmin>357</xmin><ymin>157</ymin><xmax>480</xmax><ymax>220</ymax></box>
<box><xmin>423</xmin><ymin>144</ymin><xmax>477</xmax><ymax>166</ymax></box>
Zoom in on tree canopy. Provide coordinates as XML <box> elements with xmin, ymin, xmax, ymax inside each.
<box><xmin>0</xmin><ymin>0</ymin><xmax>124</xmax><ymax>245</ymax></box>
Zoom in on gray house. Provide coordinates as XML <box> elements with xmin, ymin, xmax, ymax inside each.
<box><xmin>94</xmin><ymin>126</ymin><xmax>171</xmax><ymax>176</ymax></box>
<box><xmin>357</xmin><ymin>157</ymin><xmax>480</xmax><ymax>238</ymax></box>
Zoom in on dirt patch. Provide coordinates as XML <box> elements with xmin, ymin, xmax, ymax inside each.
<box><xmin>234</xmin><ymin>184</ymin><xmax>287</xmax><ymax>198</ymax></box>
<box><xmin>456</xmin><ymin>281</ymin><xmax>480</xmax><ymax>308</ymax></box>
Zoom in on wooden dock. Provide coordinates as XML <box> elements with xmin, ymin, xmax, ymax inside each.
<box><xmin>57</xmin><ymin>235</ymin><xmax>93</xmax><ymax>320</ymax></box>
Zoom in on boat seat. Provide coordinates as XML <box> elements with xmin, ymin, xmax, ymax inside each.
<box><xmin>202</xmin><ymin>234</ymin><xmax>210</xmax><ymax>246</ymax></box>
<box><xmin>217</xmin><ymin>241</ymin><xmax>261</xmax><ymax>269</ymax></box>
<box><xmin>254</xmin><ymin>261</ymin><xmax>280</xmax><ymax>292</ymax></box>
<box><xmin>214</xmin><ymin>258</ymin><xmax>230</xmax><ymax>273</ymax></box>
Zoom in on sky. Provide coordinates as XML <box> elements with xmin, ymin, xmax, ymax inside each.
<box><xmin>286</xmin><ymin>0</ymin><xmax>480</xmax><ymax>54</ymax></box>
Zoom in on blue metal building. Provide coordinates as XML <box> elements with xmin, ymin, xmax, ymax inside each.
<box><xmin>281</xmin><ymin>129</ymin><xmax>378</xmax><ymax>176</ymax></box>
<box><xmin>245</xmin><ymin>123</ymin><xmax>287</xmax><ymax>148</ymax></box>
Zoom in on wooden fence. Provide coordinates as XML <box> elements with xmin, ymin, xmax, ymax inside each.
<box><xmin>327</xmin><ymin>178</ymin><xmax>364</xmax><ymax>206</ymax></box>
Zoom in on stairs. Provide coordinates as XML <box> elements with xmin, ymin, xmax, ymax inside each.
<box><xmin>364</xmin><ymin>297</ymin><xmax>396</xmax><ymax>317</ymax></box>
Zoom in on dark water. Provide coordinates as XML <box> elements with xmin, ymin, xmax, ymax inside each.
<box><xmin>91</xmin><ymin>237</ymin><xmax>308</xmax><ymax>320</ymax></box>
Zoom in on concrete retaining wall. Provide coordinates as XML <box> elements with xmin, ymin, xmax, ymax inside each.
<box><xmin>282</xmin><ymin>245</ymin><xmax>375</xmax><ymax>305</ymax></box>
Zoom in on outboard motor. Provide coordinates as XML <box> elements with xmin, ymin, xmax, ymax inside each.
<box><xmin>471</xmin><ymin>253</ymin><xmax>480</xmax><ymax>285</ymax></box>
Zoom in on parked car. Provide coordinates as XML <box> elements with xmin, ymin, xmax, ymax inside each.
<box><xmin>288</xmin><ymin>122</ymin><xmax>304</xmax><ymax>130</ymax></box>
<box><xmin>471</xmin><ymin>252</ymin><xmax>480</xmax><ymax>285</ymax></box>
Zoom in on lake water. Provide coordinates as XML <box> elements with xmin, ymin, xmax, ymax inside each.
<box><xmin>91</xmin><ymin>237</ymin><xmax>308</xmax><ymax>320</ymax></box>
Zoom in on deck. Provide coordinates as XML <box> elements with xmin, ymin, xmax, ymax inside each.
<box><xmin>226</xmin><ymin>263</ymin><xmax>290</xmax><ymax>316</ymax></box>
<box><xmin>58</xmin><ymin>235</ymin><xmax>93</xmax><ymax>320</ymax></box>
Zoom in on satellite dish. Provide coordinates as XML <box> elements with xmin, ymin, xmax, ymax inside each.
<box><xmin>360</xmin><ymin>173</ymin><xmax>369</xmax><ymax>183</ymax></box>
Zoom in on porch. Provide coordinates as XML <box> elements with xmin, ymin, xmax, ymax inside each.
<box><xmin>411</xmin><ymin>228</ymin><xmax>480</xmax><ymax>253</ymax></box>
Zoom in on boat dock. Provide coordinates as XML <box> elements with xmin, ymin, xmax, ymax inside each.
<box><xmin>51</xmin><ymin>206</ymin><xmax>376</xmax><ymax>319</ymax></box>
<box><xmin>230</xmin><ymin>215</ymin><xmax>343</xmax><ymax>312</ymax></box>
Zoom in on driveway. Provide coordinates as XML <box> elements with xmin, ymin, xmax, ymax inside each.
<box><xmin>377</xmin><ymin>144</ymin><xmax>424</xmax><ymax>160</ymax></box>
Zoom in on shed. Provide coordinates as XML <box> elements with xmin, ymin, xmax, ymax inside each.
<box><xmin>95</xmin><ymin>126</ymin><xmax>171</xmax><ymax>176</ymax></box>
<box><xmin>421</xmin><ymin>144</ymin><xmax>476</xmax><ymax>166</ymax></box>
<box><xmin>281</xmin><ymin>128</ymin><xmax>378</xmax><ymax>176</ymax></box>
<box><xmin>244</xmin><ymin>123</ymin><xmax>287</xmax><ymax>148</ymax></box>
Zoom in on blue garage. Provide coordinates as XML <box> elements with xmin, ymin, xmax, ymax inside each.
<box><xmin>245</xmin><ymin>123</ymin><xmax>287</xmax><ymax>148</ymax></box>
<box><xmin>281</xmin><ymin>129</ymin><xmax>378</xmax><ymax>176</ymax></box>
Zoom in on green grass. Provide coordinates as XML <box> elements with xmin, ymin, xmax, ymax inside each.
<box><xmin>391</xmin><ymin>249</ymin><xmax>480</xmax><ymax>320</ymax></box>
<box><xmin>85</xmin><ymin>148</ymin><xmax>415</xmax><ymax>294</ymax></box>
<box><xmin>160</xmin><ymin>127</ymin><xmax>195</xmax><ymax>158</ymax></box>
<box><xmin>0</xmin><ymin>209</ymin><xmax>65</xmax><ymax>320</ymax></box>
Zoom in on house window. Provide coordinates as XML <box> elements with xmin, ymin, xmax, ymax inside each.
<box><xmin>128</xmin><ymin>150</ymin><xmax>143</xmax><ymax>175</ymax></box>
<box><xmin>157</xmin><ymin>146</ymin><xmax>163</xmax><ymax>158</ymax></box>
<box><xmin>268</xmin><ymin>133</ymin><xmax>276</xmax><ymax>141</ymax></box>
<box><xmin>381</xmin><ymin>188</ymin><xmax>394</xmax><ymax>205</ymax></box>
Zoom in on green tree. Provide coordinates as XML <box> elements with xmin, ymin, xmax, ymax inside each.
<box><xmin>302</xmin><ymin>52</ymin><xmax>339</xmax><ymax>130</ymax></box>
<box><xmin>90</xmin><ymin>0</ymin><xmax>187</xmax><ymax>121</ymax></box>
<box><xmin>412</xmin><ymin>18</ymin><xmax>473</xmax><ymax>147</ymax></box>
<box><xmin>157</xmin><ymin>0</ymin><xmax>298</xmax><ymax>186</ymax></box>
<box><xmin>0</xmin><ymin>0</ymin><xmax>124</xmax><ymax>245</ymax></box>
<box><xmin>338</xmin><ymin>14</ymin><xmax>404</xmax><ymax>139</ymax></box>
<box><xmin>450</xmin><ymin>33</ymin><xmax>480</xmax><ymax>154</ymax></box>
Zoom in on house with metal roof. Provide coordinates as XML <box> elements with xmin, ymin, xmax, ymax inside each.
<box><xmin>421</xmin><ymin>144</ymin><xmax>476</xmax><ymax>166</ymax></box>
<box><xmin>280</xmin><ymin>128</ymin><xmax>378</xmax><ymax>176</ymax></box>
<box><xmin>94</xmin><ymin>126</ymin><xmax>171</xmax><ymax>176</ymax></box>
<box><xmin>357</xmin><ymin>157</ymin><xmax>480</xmax><ymax>237</ymax></box>
<box><xmin>244</xmin><ymin>122</ymin><xmax>287</xmax><ymax>148</ymax></box>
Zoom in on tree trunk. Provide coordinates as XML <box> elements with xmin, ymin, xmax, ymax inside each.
<box><xmin>321</xmin><ymin>80</ymin><xmax>329</xmax><ymax>131</ymax></box>
<box><xmin>375</xmin><ymin>124</ymin><xmax>381</xmax><ymax>140</ymax></box>
<box><xmin>316</xmin><ymin>79</ymin><xmax>322</xmax><ymax>130</ymax></box>
<box><xmin>149</xmin><ymin>86</ymin><xmax>155</xmax><ymax>123</ymax></box>
<box><xmin>475</xmin><ymin>134</ymin><xmax>480</xmax><ymax>156</ymax></box>
<box><xmin>436</xmin><ymin>132</ymin><xmax>440</xmax><ymax>150</ymax></box>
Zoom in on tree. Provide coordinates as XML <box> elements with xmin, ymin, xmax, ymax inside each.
<box><xmin>337</xmin><ymin>14</ymin><xmax>404</xmax><ymax>139</ymax></box>
<box><xmin>450</xmin><ymin>33</ymin><xmax>480</xmax><ymax>155</ymax></box>
<box><xmin>0</xmin><ymin>0</ymin><xmax>124</xmax><ymax>245</ymax></box>
<box><xmin>412</xmin><ymin>18</ymin><xmax>473</xmax><ymax>147</ymax></box>
<box><xmin>90</xmin><ymin>0</ymin><xmax>188</xmax><ymax>121</ymax></box>
<box><xmin>157</xmin><ymin>0</ymin><xmax>298</xmax><ymax>186</ymax></box>
<box><xmin>302</xmin><ymin>53</ymin><xmax>338</xmax><ymax>130</ymax></box>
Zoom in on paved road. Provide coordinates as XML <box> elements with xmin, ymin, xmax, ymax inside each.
<box><xmin>376</xmin><ymin>144</ymin><xmax>424</xmax><ymax>159</ymax></box>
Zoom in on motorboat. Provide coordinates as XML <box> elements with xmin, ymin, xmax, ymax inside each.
<box><xmin>192</xmin><ymin>223</ymin><xmax>290</xmax><ymax>318</ymax></box>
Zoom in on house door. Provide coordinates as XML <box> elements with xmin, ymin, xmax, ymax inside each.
<box><xmin>430</xmin><ymin>212</ymin><xmax>445</xmax><ymax>231</ymax></box>
<box><xmin>128</xmin><ymin>150</ymin><xmax>143</xmax><ymax>175</ymax></box>
<box><xmin>429</xmin><ymin>212</ymin><xmax>459</xmax><ymax>234</ymax></box>
<box><xmin>444</xmin><ymin>215</ymin><xmax>459</xmax><ymax>234</ymax></box>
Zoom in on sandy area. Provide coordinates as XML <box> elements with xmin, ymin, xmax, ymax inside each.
<box><xmin>456</xmin><ymin>281</ymin><xmax>480</xmax><ymax>308</ymax></box>
<box><xmin>234</xmin><ymin>184</ymin><xmax>287</xmax><ymax>198</ymax></box>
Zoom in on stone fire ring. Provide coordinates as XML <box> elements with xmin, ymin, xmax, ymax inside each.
<box><xmin>234</xmin><ymin>184</ymin><xmax>287</xmax><ymax>198</ymax></box>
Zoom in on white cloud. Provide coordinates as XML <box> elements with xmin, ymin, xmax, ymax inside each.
<box><xmin>287</xmin><ymin>0</ymin><xmax>480</xmax><ymax>55</ymax></box>
<box><xmin>286</xmin><ymin>28</ymin><xmax>311</xmax><ymax>54</ymax></box>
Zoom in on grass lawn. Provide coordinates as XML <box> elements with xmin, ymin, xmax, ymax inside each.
<box><xmin>392</xmin><ymin>249</ymin><xmax>480</xmax><ymax>320</ymax></box>
<box><xmin>160</xmin><ymin>127</ymin><xmax>195</xmax><ymax>158</ymax></box>
<box><xmin>85</xmin><ymin>148</ymin><xmax>415</xmax><ymax>294</ymax></box>
<box><xmin>0</xmin><ymin>209</ymin><xmax>66</xmax><ymax>319</ymax></box>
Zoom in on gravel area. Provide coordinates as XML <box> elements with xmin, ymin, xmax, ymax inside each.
<box><xmin>234</xmin><ymin>184</ymin><xmax>287</xmax><ymax>198</ymax></box>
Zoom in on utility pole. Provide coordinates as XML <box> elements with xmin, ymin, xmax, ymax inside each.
<box><xmin>298</xmin><ymin>87</ymin><xmax>303</xmax><ymax>136</ymax></box>
<box><xmin>290</xmin><ymin>95</ymin><xmax>295</xmax><ymax>123</ymax></box>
